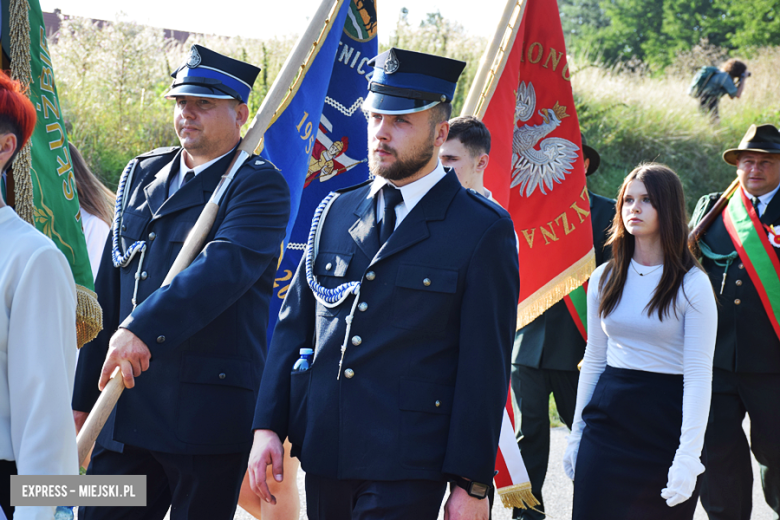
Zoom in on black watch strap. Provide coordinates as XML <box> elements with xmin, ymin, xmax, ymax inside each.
<box><xmin>451</xmin><ymin>476</ymin><xmax>490</xmax><ymax>499</ymax></box>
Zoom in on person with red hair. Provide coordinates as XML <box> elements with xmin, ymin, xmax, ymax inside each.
<box><xmin>0</xmin><ymin>70</ymin><xmax>37</xmax><ymax>179</ymax></box>
<box><xmin>0</xmin><ymin>70</ymin><xmax>79</xmax><ymax>519</ymax></box>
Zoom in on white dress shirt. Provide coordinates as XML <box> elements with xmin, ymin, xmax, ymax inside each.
<box><xmin>0</xmin><ymin>207</ymin><xmax>78</xmax><ymax>520</ymax></box>
<box><xmin>168</xmin><ymin>150</ymin><xmax>231</xmax><ymax>198</ymax></box>
<box><xmin>369</xmin><ymin>161</ymin><xmax>448</xmax><ymax>230</ymax></box>
<box><xmin>743</xmin><ymin>184</ymin><xmax>780</xmax><ymax>218</ymax></box>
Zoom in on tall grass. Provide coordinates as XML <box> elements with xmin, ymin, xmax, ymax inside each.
<box><xmin>573</xmin><ymin>48</ymin><xmax>780</xmax><ymax>210</ymax></box>
<box><xmin>49</xmin><ymin>13</ymin><xmax>780</xmax><ymax>211</ymax></box>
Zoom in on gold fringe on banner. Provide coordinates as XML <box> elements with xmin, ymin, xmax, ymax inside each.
<box><xmin>76</xmin><ymin>286</ymin><xmax>102</xmax><ymax>348</ymax></box>
<box><xmin>9</xmin><ymin>0</ymin><xmax>35</xmax><ymax>226</ymax></box>
<box><xmin>9</xmin><ymin>0</ymin><xmax>104</xmax><ymax>348</ymax></box>
<box><xmin>517</xmin><ymin>249</ymin><xmax>596</xmax><ymax>330</ymax></box>
<box><xmin>498</xmin><ymin>482</ymin><xmax>540</xmax><ymax>510</ymax></box>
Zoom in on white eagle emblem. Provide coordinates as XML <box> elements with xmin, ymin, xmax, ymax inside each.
<box><xmin>510</xmin><ymin>81</ymin><xmax>579</xmax><ymax>197</ymax></box>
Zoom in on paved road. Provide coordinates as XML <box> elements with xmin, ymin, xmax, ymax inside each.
<box><xmin>234</xmin><ymin>419</ymin><xmax>774</xmax><ymax>520</ymax></box>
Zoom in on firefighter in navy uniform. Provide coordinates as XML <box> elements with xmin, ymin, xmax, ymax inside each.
<box><xmin>72</xmin><ymin>45</ymin><xmax>291</xmax><ymax>520</ymax></box>
<box><xmin>510</xmin><ymin>135</ymin><xmax>616</xmax><ymax>520</ymax></box>
<box><xmin>248</xmin><ymin>48</ymin><xmax>520</xmax><ymax>520</ymax></box>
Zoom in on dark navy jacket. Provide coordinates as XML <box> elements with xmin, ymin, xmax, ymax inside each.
<box><xmin>693</xmin><ymin>191</ymin><xmax>780</xmax><ymax>373</ymax></box>
<box><xmin>513</xmin><ymin>191</ymin><xmax>616</xmax><ymax>370</ymax></box>
<box><xmin>73</xmin><ymin>146</ymin><xmax>290</xmax><ymax>454</ymax></box>
<box><xmin>253</xmin><ymin>171</ymin><xmax>520</xmax><ymax>484</ymax></box>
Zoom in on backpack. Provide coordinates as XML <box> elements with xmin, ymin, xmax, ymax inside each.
<box><xmin>688</xmin><ymin>66</ymin><xmax>719</xmax><ymax>98</ymax></box>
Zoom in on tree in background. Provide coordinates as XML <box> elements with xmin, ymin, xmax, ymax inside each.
<box><xmin>562</xmin><ymin>0</ymin><xmax>780</xmax><ymax>69</ymax></box>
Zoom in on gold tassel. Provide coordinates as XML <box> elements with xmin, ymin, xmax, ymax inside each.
<box><xmin>76</xmin><ymin>285</ymin><xmax>102</xmax><ymax>348</ymax></box>
<box><xmin>516</xmin><ymin>249</ymin><xmax>596</xmax><ymax>330</ymax></box>
<box><xmin>498</xmin><ymin>482</ymin><xmax>541</xmax><ymax>510</ymax></box>
<box><xmin>8</xmin><ymin>0</ymin><xmax>35</xmax><ymax>225</ymax></box>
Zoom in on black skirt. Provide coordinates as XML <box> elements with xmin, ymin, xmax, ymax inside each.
<box><xmin>572</xmin><ymin>366</ymin><xmax>701</xmax><ymax>520</ymax></box>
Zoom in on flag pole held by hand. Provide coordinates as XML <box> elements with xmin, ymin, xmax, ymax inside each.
<box><xmin>75</xmin><ymin>0</ymin><xmax>346</xmax><ymax>468</ymax></box>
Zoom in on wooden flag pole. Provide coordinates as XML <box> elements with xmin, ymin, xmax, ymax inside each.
<box><xmin>475</xmin><ymin>0</ymin><xmax>527</xmax><ymax>119</ymax></box>
<box><xmin>76</xmin><ymin>0</ymin><xmax>345</xmax><ymax>467</ymax></box>
<box><xmin>461</xmin><ymin>0</ymin><xmax>519</xmax><ymax>117</ymax></box>
<box><xmin>688</xmin><ymin>177</ymin><xmax>740</xmax><ymax>255</ymax></box>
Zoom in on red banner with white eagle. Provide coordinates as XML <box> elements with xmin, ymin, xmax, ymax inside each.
<box><xmin>481</xmin><ymin>0</ymin><xmax>594</xmax><ymax>330</ymax></box>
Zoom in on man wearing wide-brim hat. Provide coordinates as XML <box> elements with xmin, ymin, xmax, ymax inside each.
<box><xmin>249</xmin><ymin>48</ymin><xmax>520</xmax><ymax>520</ymax></box>
<box><xmin>72</xmin><ymin>45</ymin><xmax>291</xmax><ymax>519</ymax></box>
<box><xmin>690</xmin><ymin>123</ymin><xmax>780</xmax><ymax>520</ymax></box>
<box><xmin>511</xmin><ymin>133</ymin><xmax>615</xmax><ymax>520</ymax></box>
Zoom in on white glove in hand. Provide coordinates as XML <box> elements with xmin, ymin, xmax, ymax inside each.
<box><xmin>562</xmin><ymin>434</ymin><xmax>580</xmax><ymax>481</ymax></box>
<box><xmin>661</xmin><ymin>453</ymin><xmax>705</xmax><ymax>507</ymax></box>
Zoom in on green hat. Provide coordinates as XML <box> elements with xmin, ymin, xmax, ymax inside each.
<box><xmin>723</xmin><ymin>124</ymin><xmax>780</xmax><ymax>166</ymax></box>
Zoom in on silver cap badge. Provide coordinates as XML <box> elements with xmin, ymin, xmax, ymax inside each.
<box><xmin>187</xmin><ymin>46</ymin><xmax>202</xmax><ymax>68</ymax></box>
<box><xmin>384</xmin><ymin>49</ymin><xmax>400</xmax><ymax>74</ymax></box>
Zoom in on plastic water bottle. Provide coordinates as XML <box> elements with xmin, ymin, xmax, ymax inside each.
<box><xmin>293</xmin><ymin>348</ymin><xmax>314</xmax><ymax>372</ymax></box>
<box><xmin>54</xmin><ymin>506</ymin><xmax>74</xmax><ymax>520</ymax></box>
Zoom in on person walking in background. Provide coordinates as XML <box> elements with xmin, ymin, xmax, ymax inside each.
<box><xmin>563</xmin><ymin>164</ymin><xmax>717</xmax><ymax>520</ymax></box>
<box><xmin>691</xmin><ymin>124</ymin><xmax>780</xmax><ymax>520</ymax></box>
<box><xmin>72</xmin><ymin>45</ymin><xmax>290</xmax><ymax>520</ymax></box>
<box><xmin>689</xmin><ymin>58</ymin><xmax>750</xmax><ymax>122</ymax></box>
<box><xmin>508</xmin><ymin>134</ymin><xmax>615</xmax><ymax>520</ymax></box>
<box><xmin>0</xmin><ymin>70</ymin><xmax>79</xmax><ymax>520</ymax></box>
<box><xmin>69</xmin><ymin>143</ymin><xmax>114</xmax><ymax>281</ymax></box>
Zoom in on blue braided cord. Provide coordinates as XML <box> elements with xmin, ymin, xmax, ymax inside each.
<box><xmin>111</xmin><ymin>159</ymin><xmax>147</xmax><ymax>268</ymax></box>
<box><xmin>306</xmin><ymin>192</ymin><xmax>360</xmax><ymax>305</ymax></box>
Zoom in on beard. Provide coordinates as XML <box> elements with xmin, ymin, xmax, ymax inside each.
<box><xmin>369</xmin><ymin>128</ymin><xmax>436</xmax><ymax>182</ymax></box>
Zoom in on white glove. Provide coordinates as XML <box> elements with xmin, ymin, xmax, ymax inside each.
<box><xmin>661</xmin><ymin>453</ymin><xmax>705</xmax><ymax>507</ymax></box>
<box><xmin>562</xmin><ymin>433</ymin><xmax>580</xmax><ymax>481</ymax></box>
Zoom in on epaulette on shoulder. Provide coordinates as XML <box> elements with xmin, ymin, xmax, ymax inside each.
<box><xmin>335</xmin><ymin>179</ymin><xmax>373</xmax><ymax>194</ymax></box>
<box><xmin>465</xmin><ymin>188</ymin><xmax>507</xmax><ymax>217</ymax></box>
<box><xmin>245</xmin><ymin>156</ymin><xmax>280</xmax><ymax>171</ymax></box>
<box><xmin>137</xmin><ymin>146</ymin><xmax>179</xmax><ymax>159</ymax></box>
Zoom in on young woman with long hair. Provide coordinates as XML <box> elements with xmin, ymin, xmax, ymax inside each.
<box><xmin>562</xmin><ymin>163</ymin><xmax>717</xmax><ymax>519</ymax></box>
<box><xmin>69</xmin><ymin>142</ymin><xmax>115</xmax><ymax>280</ymax></box>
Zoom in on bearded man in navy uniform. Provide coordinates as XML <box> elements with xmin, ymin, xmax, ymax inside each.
<box><xmin>72</xmin><ymin>45</ymin><xmax>290</xmax><ymax>519</ymax></box>
<box><xmin>248</xmin><ymin>48</ymin><xmax>520</xmax><ymax>520</ymax></box>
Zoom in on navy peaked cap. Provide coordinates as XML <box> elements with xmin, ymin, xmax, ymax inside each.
<box><xmin>165</xmin><ymin>45</ymin><xmax>260</xmax><ymax>104</ymax></box>
<box><xmin>362</xmin><ymin>48</ymin><xmax>466</xmax><ymax>114</ymax></box>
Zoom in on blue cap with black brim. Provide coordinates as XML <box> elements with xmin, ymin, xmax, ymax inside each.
<box><xmin>362</xmin><ymin>48</ymin><xmax>466</xmax><ymax>115</ymax></box>
<box><xmin>164</xmin><ymin>45</ymin><xmax>261</xmax><ymax>104</ymax></box>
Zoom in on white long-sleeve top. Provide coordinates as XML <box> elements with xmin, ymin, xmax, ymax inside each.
<box><xmin>570</xmin><ymin>260</ymin><xmax>717</xmax><ymax>463</ymax></box>
<box><xmin>0</xmin><ymin>206</ymin><xmax>78</xmax><ymax>520</ymax></box>
<box><xmin>79</xmin><ymin>208</ymin><xmax>110</xmax><ymax>282</ymax></box>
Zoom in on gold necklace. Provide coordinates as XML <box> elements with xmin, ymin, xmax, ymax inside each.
<box><xmin>631</xmin><ymin>261</ymin><xmax>662</xmax><ymax>277</ymax></box>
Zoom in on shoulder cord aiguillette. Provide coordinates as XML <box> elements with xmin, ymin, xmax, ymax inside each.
<box><xmin>111</xmin><ymin>159</ymin><xmax>148</xmax><ymax>309</ymax></box>
<box><xmin>305</xmin><ymin>192</ymin><xmax>362</xmax><ymax>379</ymax></box>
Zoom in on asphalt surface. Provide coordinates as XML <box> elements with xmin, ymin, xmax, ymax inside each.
<box><xmin>234</xmin><ymin>419</ymin><xmax>774</xmax><ymax>520</ymax></box>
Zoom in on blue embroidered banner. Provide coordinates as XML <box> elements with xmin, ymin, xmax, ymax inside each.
<box><xmin>265</xmin><ymin>0</ymin><xmax>377</xmax><ymax>343</ymax></box>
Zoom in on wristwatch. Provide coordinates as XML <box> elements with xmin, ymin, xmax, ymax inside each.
<box><xmin>451</xmin><ymin>475</ymin><xmax>490</xmax><ymax>499</ymax></box>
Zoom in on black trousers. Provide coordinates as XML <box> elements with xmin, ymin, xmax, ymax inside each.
<box><xmin>80</xmin><ymin>443</ymin><xmax>249</xmax><ymax>520</ymax></box>
<box><xmin>510</xmin><ymin>365</ymin><xmax>578</xmax><ymax>520</ymax></box>
<box><xmin>0</xmin><ymin>459</ymin><xmax>17</xmax><ymax>520</ymax></box>
<box><xmin>304</xmin><ymin>473</ymin><xmax>447</xmax><ymax>520</ymax></box>
<box><xmin>700</xmin><ymin>369</ymin><xmax>780</xmax><ymax>520</ymax></box>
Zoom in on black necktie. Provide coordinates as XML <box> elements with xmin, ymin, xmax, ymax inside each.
<box><xmin>752</xmin><ymin>196</ymin><xmax>761</xmax><ymax>217</ymax></box>
<box><xmin>378</xmin><ymin>186</ymin><xmax>403</xmax><ymax>245</ymax></box>
<box><xmin>182</xmin><ymin>170</ymin><xmax>195</xmax><ymax>187</ymax></box>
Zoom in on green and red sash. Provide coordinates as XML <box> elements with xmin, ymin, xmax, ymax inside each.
<box><xmin>563</xmin><ymin>281</ymin><xmax>588</xmax><ymax>341</ymax></box>
<box><xmin>722</xmin><ymin>189</ymin><xmax>780</xmax><ymax>341</ymax></box>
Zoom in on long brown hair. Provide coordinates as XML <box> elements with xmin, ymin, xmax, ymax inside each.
<box><xmin>599</xmin><ymin>163</ymin><xmax>702</xmax><ymax>320</ymax></box>
<box><xmin>69</xmin><ymin>143</ymin><xmax>115</xmax><ymax>225</ymax></box>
